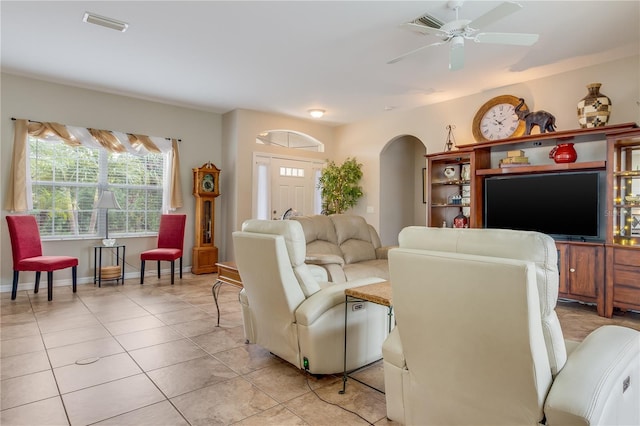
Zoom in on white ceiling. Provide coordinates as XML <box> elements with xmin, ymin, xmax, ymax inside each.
<box><xmin>1</xmin><ymin>1</ymin><xmax>638</xmax><ymax>126</ymax></box>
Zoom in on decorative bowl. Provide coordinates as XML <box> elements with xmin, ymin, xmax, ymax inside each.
<box><xmin>102</xmin><ymin>238</ymin><xmax>116</xmax><ymax>247</ymax></box>
<box><xmin>625</xmin><ymin>195</ymin><xmax>640</xmax><ymax>203</ymax></box>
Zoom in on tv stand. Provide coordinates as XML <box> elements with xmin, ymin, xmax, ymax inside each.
<box><xmin>427</xmin><ymin>123</ymin><xmax>638</xmax><ymax>316</ymax></box>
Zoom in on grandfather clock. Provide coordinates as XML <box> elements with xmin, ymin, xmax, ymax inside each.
<box><xmin>192</xmin><ymin>162</ymin><xmax>220</xmax><ymax>274</ymax></box>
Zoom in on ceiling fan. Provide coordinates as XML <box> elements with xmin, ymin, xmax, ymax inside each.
<box><xmin>388</xmin><ymin>1</ymin><xmax>539</xmax><ymax>71</ymax></box>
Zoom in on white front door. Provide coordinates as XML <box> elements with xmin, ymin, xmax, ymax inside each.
<box><xmin>252</xmin><ymin>153</ymin><xmax>324</xmax><ymax>220</ymax></box>
<box><xmin>270</xmin><ymin>157</ymin><xmax>316</xmax><ymax>220</ymax></box>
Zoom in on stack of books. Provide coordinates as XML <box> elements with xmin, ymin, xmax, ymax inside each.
<box><xmin>499</xmin><ymin>150</ymin><xmax>530</xmax><ymax>168</ymax></box>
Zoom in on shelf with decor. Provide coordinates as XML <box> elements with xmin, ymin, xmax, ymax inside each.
<box><xmin>426</xmin><ymin>148</ymin><xmax>489</xmax><ymax>228</ymax></box>
<box><xmin>476</xmin><ymin>160</ymin><xmax>607</xmax><ymax>176</ymax></box>
<box><xmin>605</xmin><ymin>129</ymin><xmax>640</xmax><ymax>318</ymax></box>
<box><xmin>427</xmin><ymin>122</ymin><xmax>638</xmax><ymax>317</ymax></box>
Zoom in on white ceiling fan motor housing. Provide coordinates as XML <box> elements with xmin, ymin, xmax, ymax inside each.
<box><xmin>451</xmin><ymin>35</ymin><xmax>465</xmax><ymax>49</ymax></box>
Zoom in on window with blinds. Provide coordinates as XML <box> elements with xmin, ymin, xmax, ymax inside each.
<box><xmin>29</xmin><ymin>136</ymin><xmax>164</xmax><ymax>239</ymax></box>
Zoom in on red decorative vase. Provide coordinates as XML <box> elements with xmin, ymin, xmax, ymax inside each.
<box><xmin>453</xmin><ymin>212</ymin><xmax>469</xmax><ymax>228</ymax></box>
<box><xmin>549</xmin><ymin>143</ymin><xmax>577</xmax><ymax>163</ymax></box>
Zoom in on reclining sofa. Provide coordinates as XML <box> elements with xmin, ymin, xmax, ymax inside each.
<box><xmin>384</xmin><ymin>226</ymin><xmax>640</xmax><ymax>425</ymax></box>
<box><xmin>291</xmin><ymin>214</ymin><xmax>392</xmax><ymax>283</ymax></box>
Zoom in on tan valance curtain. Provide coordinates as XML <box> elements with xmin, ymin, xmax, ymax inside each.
<box><xmin>5</xmin><ymin>118</ymin><xmax>183</xmax><ymax>212</ymax></box>
<box><xmin>88</xmin><ymin>128</ymin><xmax>127</xmax><ymax>153</ymax></box>
<box><xmin>128</xmin><ymin>134</ymin><xmax>162</xmax><ymax>154</ymax></box>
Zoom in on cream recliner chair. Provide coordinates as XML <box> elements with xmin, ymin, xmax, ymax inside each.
<box><xmin>233</xmin><ymin>219</ymin><xmax>390</xmax><ymax>375</ymax></box>
<box><xmin>384</xmin><ymin>227</ymin><xmax>640</xmax><ymax>425</ymax></box>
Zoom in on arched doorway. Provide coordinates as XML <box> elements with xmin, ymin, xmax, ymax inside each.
<box><xmin>379</xmin><ymin>135</ymin><xmax>427</xmax><ymax>245</ymax></box>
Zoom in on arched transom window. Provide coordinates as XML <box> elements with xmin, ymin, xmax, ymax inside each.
<box><xmin>256</xmin><ymin>130</ymin><xmax>324</xmax><ymax>152</ymax></box>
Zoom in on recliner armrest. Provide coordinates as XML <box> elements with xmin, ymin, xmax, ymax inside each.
<box><xmin>305</xmin><ymin>254</ymin><xmax>345</xmax><ymax>266</ymax></box>
<box><xmin>305</xmin><ymin>254</ymin><xmax>347</xmax><ymax>283</ymax></box>
<box><xmin>545</xmin><ymin>325</ymin><xmax>640</xmax><ymax>425</ymax></box>
<box><xmin>376</xmin><ymin>246</ymin><xmax>397</xmax><ymax>260</ymax></box>
<box><xmin>295</xmin><ymin>277</ymin><xmax>386</xmax><ymax>326</ymax></box>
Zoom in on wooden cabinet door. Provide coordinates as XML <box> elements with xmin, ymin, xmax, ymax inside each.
<box><xmin>557</xmin><ymin>241</ymin><xmax>604</xmax><ymax>316</ymax></box>
<box><xmin>566</xmin><ymin>244</ymin><xmax>603</xmax><ymax>298</ymax></box>
<box><xmin>568</xmin><ymin>245</ymin><xmax>604</xmax><ymax>297</ymax></box>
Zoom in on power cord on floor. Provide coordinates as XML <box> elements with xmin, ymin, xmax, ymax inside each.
<box><xmin>303</xmin><ymin>363</ymin><xmax>374</xmax><ymax>426</ymax></box>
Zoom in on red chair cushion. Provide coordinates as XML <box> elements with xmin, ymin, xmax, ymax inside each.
<box><xmin>140</xmin><ymin>248</ymin><xmax>182</xmax><ymax>262</ymax></box>
<box><xmin>17</xmin><ymin>256</ymin><xmax>79</xmax><ymax>272</ymax></box>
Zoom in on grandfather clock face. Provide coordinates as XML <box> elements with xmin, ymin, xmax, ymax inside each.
<box><xmin>201</xmin><ymin>173</ymin><xmax>215</xmax><ymax>193</ymax></box>
<box><xmin>194</xmin><ymin>162</ymin><xmax>220</xmax><ymax>197</ymax></box>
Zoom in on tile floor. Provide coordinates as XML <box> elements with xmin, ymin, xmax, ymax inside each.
<box><xmin>1</xmin><ymin>273</ymin><xmax>639</xmax><ymax>425</ymax></box>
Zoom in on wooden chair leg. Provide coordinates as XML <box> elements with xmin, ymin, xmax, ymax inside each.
<box><xmin>11</xmin><ymin>271</ymin><xmax>19</xmax><ymax>300</ymax></box>
<box><xmin>157</xmin><ymin>261</ymin><xmax>161</xmax><ymax>278</ymax></box>
<box><xmin>47</xmin><ymin>271</ymin><xmax>53</xmax><ymax>301</ymax></box>
<box><xmin>170</xmin><ymin>260</ymin><xmax>175</xmax><ymax>285</ymax></box>
<box><xmin>34</xmin><ymin>271</ymin><xmax>41</xmax><ymax>294</ymax></box>
<box><xmin>140</xmin><ymin>260</ymin><xmax>145</xmax><ymax>284</ymax></box>
<box><xmin>72</xmin><ymin>266</ymin><xmax>77</xmax><ymax>293</ymax></box>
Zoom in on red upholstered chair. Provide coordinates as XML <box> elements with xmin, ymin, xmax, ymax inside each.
<box><xmin>6</xmin><ymin>215</ymin><xmax>78</xmax><ymax>301</ymax></box>
<box><xmin>140</xmin><ymin>214</ymin><xmax>186</xmax><ymax>285</ymax></box>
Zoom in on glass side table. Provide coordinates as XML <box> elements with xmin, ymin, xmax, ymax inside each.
<box><xmin>93</xmin><ymin>245</ymin><xmax>125</xmax><ymax>287</ymax></box>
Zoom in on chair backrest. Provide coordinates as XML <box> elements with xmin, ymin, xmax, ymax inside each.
<box><xmin>389</xmin><ymin>246</ymin><xmax>553</xmax><ymax>424</ymax></box>
<box><xmin>239</xmin><ymin>219</ymin><xmax>321</xmax><ymax>297</ymax></box>
<box><xmin>6</xmin><ymin>215</ymin><xmax>44</xmax><ymax>265</ymax></box>
<box><xmin>157</xmin><ymin>214</ymin><xmax>186</xmax><ymax>251</ymax></box>
<box><xmin>330</xmin><ymin>214</ymin><xmax>378</xmax><ymax>264</ymax></box>
<box><xmin>398</xmin><ymin>226</ymin><xmax>567</xmax><ymax>375</ymax></box>
<box><xmin>291</xmin><ymin>214</ymin><xmax>343</xmax><ymax>257</ymax></box>
<box><xmin>233</xmin><ymin>219</ymin><xmax>321</xmax><ymax>368</ymax></box>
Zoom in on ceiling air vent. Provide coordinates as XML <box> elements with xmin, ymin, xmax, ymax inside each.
<box><xmin>415</xmin><ymin>14</ymin><xmax>444</xmax><ymax>29</ymax></box>
<box><xmin>83</xmin><ymin>12</ymin><xmax>128</xmax><ymax>32</ymax></box>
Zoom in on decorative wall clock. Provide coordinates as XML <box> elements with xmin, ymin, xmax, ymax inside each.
<box><xmin>472</xmin><ymin>95</ymin><xmax>528</xmax><ymax>142</ymax></box>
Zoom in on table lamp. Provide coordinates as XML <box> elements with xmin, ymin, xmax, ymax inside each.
<box><xmin>96</xmin><ymin>190</ymin><xmax>121</xmax><ymax>246</ymax></box>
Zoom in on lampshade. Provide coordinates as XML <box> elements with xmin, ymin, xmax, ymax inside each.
<box><xmin>96</xmin><ymin>191</ymin><xmax>121</xmax><ymax>210</ymax></box>
<box><xmin>96</xmin><ymin>190</ymin><xmax>121</xmax><ymax>243</ymax></box>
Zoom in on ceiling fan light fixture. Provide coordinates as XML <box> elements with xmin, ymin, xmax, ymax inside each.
<box><xmin>308</xmin><ymin>109</ymin><xmax>325</xmax><ymax>118</ymax></box>
<box><xmin>451</xmin><ymin>35</ymin><xmax>464</xmax><ymax>49</ymax></box>
<box><xmin>83</xmin><ymin>12</ymin><xmax>128</xmax><ymax>32</ymax></box>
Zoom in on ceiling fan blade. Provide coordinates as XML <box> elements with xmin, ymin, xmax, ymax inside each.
<box><xmin>387</xmin><ymin>41</ymin><xmax>447</xmax><ymax>65</ymax></box>
<box><xmin>475</xmin><ymin>32</ymin><xmax>539</xmax><ymax>46</ymax></box>
<box><xmin>467</xmin><ymin>1</ymin><xmax>523</xmax><ymax>30</ymax></box>
<box><xmin>401</xmin><ymin>22</ymin><xmax>448</xmax><ymax>38</ymax></box>
<box><xmin>449</xmin><ymin>39</ymin><xmax>464</xmax><ymax>71</ymax></box>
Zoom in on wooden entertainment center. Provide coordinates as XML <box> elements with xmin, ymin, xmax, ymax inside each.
<box><xmin>426</xmin><ymin>123</ymin><xmax>640</xmax><ymax>317</ymax></box>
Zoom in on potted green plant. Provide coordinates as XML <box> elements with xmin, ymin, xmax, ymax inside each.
<box><xmin>318</xmin><ymin>157</ymin><xmax>363</xmax><ymax>215</ymax></box>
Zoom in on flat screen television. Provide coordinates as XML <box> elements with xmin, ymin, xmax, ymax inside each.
<box><xmin>484</xmin><ymin>171</ymin><xmax>606</xmax><ymax>242</ymax></box>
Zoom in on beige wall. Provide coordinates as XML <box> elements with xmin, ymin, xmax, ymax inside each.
<box><xmin>335</xmin><ymin>56</ymin><xmax>640</xmax><ymax>230</ymax></box>
<box><xmin>1</xmin><ymin>73</ymin><xmax>222</xmax><ymax>291</ymax></box>
<box><xmin>221</xmin><ymin>108</ymin><xmax>338</xmax><ymax>260</ymax></box>
<box><xmin>2</xmin><ymin>55</ymin><xmax>639</xmax><ymax>290</ymax></box>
